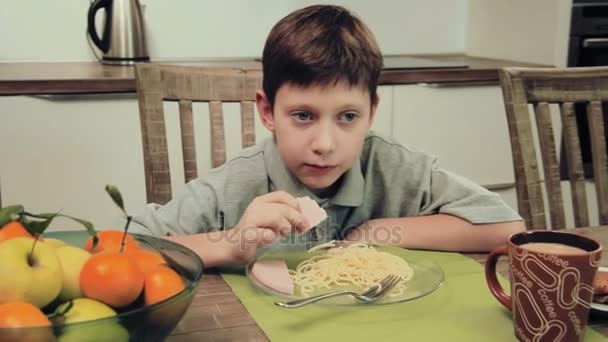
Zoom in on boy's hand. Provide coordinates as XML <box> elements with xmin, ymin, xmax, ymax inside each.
<box><xmin>231</xmin><ymin>191</ymin><xmax>305</xmax><ymax>263</ymax></box>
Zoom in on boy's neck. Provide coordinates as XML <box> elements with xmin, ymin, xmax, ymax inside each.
<box><xmin>309</xmin><ymin>175</ymin><xmax>344</xmax><ymax>200</ymax></box>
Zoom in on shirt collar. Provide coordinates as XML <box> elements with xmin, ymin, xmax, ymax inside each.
<box><xmin>263</xmin><ymin>138</ymin><xmax>364</xmax><ymax>207</ymax></box>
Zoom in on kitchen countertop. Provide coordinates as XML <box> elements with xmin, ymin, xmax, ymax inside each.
<box><xmin>0</xmin><ymin>55</ymin><xmax>548</xmax><ymax>96</ymax></box>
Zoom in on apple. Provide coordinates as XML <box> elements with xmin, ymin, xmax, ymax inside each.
<box><xmin>43</xmin><ymin>238</ymin><xmax>67</xmax><ymax>250</ymax></box>
<box><xmin>55</xmin><ymin>245</ymin><xmax>91</xmax><ymax>301</ymax></box>
<box><xmin>0</xmin><ymin>237</ymin><xmax>62</xmax><ymax>308</ymax></box>
<box><xmin>55</xmin><ymin>298</ymin><xmax>129</xmax><ymax>342</ymax></box>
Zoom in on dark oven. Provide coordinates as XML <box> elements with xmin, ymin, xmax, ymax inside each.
<box><xmin>561</xmin><ymin>0</ymin><xmax>608</xmax><ymax>179</ymax></box>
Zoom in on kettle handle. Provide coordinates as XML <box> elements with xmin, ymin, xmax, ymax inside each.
<box><xmin>87</xmin><ymin>0</ymin><xmax>112</xmax><ymax>53</ymax></box>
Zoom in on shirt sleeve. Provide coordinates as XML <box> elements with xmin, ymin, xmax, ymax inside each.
<box><xmin>418</xmin><ymin>159</ymin><xmax>522</xmax><ymax>224</ymax></box>
<box><xmin>130</xmin><ymin>179</ymin><xmax>223</xmax><ymax>236</ymax></box>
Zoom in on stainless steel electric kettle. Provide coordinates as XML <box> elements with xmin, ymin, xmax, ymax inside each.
<box><xmin>87</xmin><ymin>0</ymin><xmax>150</xmax><ymax>65</ymax></box>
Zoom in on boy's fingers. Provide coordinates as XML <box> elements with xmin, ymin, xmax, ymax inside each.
<box><xmin>280</xmin><ymin>206</ymin><xmax>306</xmax><ymax>232</ymax></box>
<box><xmin>275</xmin><ymin>216</ymin><xmax>293</xmax><ymax>236</ymax></box>
<box><xmin>259</xmin><ymin>205</ymin><xmax>304</xmax><ymax>236</ymax></box>
<box><xmin>257</xmin><ymin>228</ymin><xmax>279</xmax><ymax>246</ymax></box>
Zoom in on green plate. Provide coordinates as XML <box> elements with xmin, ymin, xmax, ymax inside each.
<box><xmin>246</xmin><ymin>241</ymin><xmax>445</xmax><ymax>305</ymax></box>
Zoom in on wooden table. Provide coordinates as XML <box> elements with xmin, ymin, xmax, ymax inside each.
<box><xmin>165</xmin><ymin>226</ymin><xmax>608</xmax><ymax>341</ymax></box>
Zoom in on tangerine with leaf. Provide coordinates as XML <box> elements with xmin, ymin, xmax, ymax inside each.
<box><xmin>80</xmin><ymin>251</ymin><xmax>145</xmax><ymax>308</ymax></box>
<box><xmin>83</xmin><ymin>229</ymin><xmax>140</xmax><ymax>254</ymax></box>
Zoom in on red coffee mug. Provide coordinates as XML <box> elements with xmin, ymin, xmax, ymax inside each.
<box><xmin>485</xmin><ymin>230</ymin><xmax>602</xmax><ymax>342</ymax></box>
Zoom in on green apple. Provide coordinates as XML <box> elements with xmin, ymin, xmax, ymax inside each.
<box><xmin>56</xmin><ymin>298</ymin><xmax>129</xmax><ymax>342</ymax></box>
<box><xmin>44</xmin><ymin>237</ymin><xmax>67</xmax><ymax>249</ymax></box>
<box><xmin>55</xmin><ymin>245</ymin><xmax>91</xmax><ymax>301</ymax></box>
<box><xmin>0</xmin><ymin>237</ymin><xmax>62</xmax><ymax>308</ymax></box>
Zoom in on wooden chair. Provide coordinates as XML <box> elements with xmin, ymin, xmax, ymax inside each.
<box><xmin>499</xmin><ymin>66</ymin><xmax>608</xmax><ymax>229</ymax></box>
<box><xmin>135</xmin><ymin>64</ymin><xmax>262</xmax><ymax>204</ymax></box>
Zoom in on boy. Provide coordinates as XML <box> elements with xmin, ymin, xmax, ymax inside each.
<box><xmin>135</xmin><ymin>5</ymin><xmax>525</xmax><ymax>267</ymax></box>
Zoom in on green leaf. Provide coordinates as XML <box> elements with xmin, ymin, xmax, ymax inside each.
<box><xmin>105</xmin><ymin>185</ymin><xmax>127</xmax><ymax>216</ymax></box>
<box><xmin>0</xmin><ymin>205</ymin><xmax>24</xmax><ymax>227</ymax></box>
<box><xmin>56</xmin><ymin>214</ymin><xmax>99</xmax><ymax>248</ymax></box>
<box><xmin>19</xmin><ymin>211</ymin><xmax>59</xmax><ymax>235</ymax></box>
<box><xmin>130</xmin><ymin>217</ymin><xmax>152</xmax><ymax>232</ymax></box>
<box><xmin>23</xmin><ymin>212</ymin><xmax>58</xmax><ymax>220</ymax></box>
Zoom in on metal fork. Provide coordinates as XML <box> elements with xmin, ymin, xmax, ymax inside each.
<box><xmin>274</xmin><ymin>274</ymin><xmax>402</xmax><ymax>308</ymax></box>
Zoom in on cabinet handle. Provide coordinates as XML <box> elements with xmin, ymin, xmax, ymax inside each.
<box><xmin>582</xmin><ymin>38</ymin><xmax>608</xmax><ymax>49</ymax></box>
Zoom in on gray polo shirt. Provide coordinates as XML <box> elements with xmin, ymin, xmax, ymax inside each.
<box><xmin>133</xmin><ymin>131</ymin><xmax>521</xmax><ymax>247</ymax></box>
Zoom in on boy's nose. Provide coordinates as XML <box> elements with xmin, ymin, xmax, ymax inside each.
<box><xmin>311</xmin><ymin>127</ymin><xmax>336</xmax><ymax>155</ymax></box>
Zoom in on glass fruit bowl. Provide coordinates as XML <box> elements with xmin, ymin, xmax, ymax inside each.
<box><xmin>0</xmin><ymin>230</ymin><xmax>204</xmax><ymax>342</ymax></box>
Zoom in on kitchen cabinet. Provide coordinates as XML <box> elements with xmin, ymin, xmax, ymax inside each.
<box><xmin>0</xmin><ymin>95</ymin><xmax>145</xmax><ymax>230</ymax></box>
<box><xmin>391</xmin><ymin>84</ymin><xmax>516</xmax><ymax>205</ymax></box>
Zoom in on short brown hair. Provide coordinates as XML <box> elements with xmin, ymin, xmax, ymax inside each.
<box><xmin>262</xmin><ymin>5</ymin><xmax>383</xmax><ymax>107</ymax></box>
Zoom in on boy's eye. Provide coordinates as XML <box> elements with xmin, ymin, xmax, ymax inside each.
<box><xmin>340</xmin><ymin>112</ymin><xmax>358</xmax><ymax>122</ymax></box>
<box><xmin>293</xmin><ymin>111</ymin><xmax>312</xmax><ymax>121</ymax></box>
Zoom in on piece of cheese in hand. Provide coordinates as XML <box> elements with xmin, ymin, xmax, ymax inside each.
<box><xmin>297</xmin><ymin>196</ymin><xmax>328</xmax><ymax>232</ymax></box>
<box><xmin>250</xmin><ymin>259</ymin><xmax>294</xmax><ymax>295</ymax></box>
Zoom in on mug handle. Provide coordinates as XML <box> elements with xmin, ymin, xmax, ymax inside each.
<box><xmin>484</xmin><ymin>245</ymin><xmax>512</xmax><ymax>310</ymax></box>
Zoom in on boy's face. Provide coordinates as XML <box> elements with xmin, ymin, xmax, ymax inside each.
<box><xmin>257</xmin><ymin>81</ymin><xmax>378</xmax><ymax>191</ymax></box>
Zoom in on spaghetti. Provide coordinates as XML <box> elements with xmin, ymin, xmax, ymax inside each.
<box><xmin>289</xmin><ymin>242</ymin><xmax>414</xmax><ymax>297</ymax></box>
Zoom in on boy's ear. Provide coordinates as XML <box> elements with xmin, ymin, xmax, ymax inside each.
<box><xmin>256</xmin><ymin>89</ymin><xmax>275</xmax><ymax>131</ymax></box>
<box><xmin>369</xmin><ymin>94</ymin><xmax>380</xmax><ymax>126</ymax></box>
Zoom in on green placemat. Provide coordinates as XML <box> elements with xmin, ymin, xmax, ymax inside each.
<box><xmin>222</xmin><ymin>250</ymin><xmax>605</xmax><ymax>341</ymax></box>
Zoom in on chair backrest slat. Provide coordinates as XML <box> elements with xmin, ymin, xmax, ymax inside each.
<box><xmin>534</xmin><ymin>102</ymin><xmax>566</xmax><ymax>228</ymax></box>
<box><xmin>587</xmin><ymin>101</ymin><xmax>608</xmax><ymax>224</ymax></box>
<box><xmin>136</xmin><ymin>66</ymin><xmax>171</xmax><ymax>204</ymax></box>
<box><xmin>178</xmin><ymin>99</ymin><xmax>197</xmax><ymax>183</ymax></box>
<box><xmin>499</xmin><ymin>66</ymin><xmax>608</xmax><ymax>229</ymax></box>
<box><xmin>240</xmin><ymin>101</ymin><xmax>256</xmax><ymax>148</ymax></box>
<box><xmin>560</xmin><ymin>102</ymin><xmax>590</xmax><ymax>227</ymax></box>
<box><xmin>135</xmin><ymin>64</ymin><xmax>262</xmax><ymax>204</ymax></box>
<box><xmin>209</xmin><ymin>100</ymin><xmax>227</xmax><ymax>168</ymax></box>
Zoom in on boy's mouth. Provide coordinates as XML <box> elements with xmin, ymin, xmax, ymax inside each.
<box><xmin>302</xmin><ymin>163</ymin><xmax>337</xmax><ymax>175</ymax></box>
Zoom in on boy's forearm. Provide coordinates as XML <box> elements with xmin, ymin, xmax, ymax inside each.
<box><xmin>163</xmin><ymin>230</ymin><xmax>242</xmax><ymax>268</ymax></box>
<box><xmin>347</xmin><ymin>214</ymin><xmax>526</xmax><ymax>252</ymax></box>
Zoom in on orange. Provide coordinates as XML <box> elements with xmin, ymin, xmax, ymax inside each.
<box><xmin>80</xmin><ymin>252</ymin><xmax>145</xmax><ymax>308</ymax></box>
<box><xmin>127</xmin><ymin>249</ymin><xmax>166</xmax><ymax>273</ymax></box>
<box><xmin>0</xmin><ymin>221</ymin><xmax>32</xmax><ymax>243</ymax></box>
<box><xmin>0</xmin><ymin>301</ymin><xmax>53</xmax><ymax>342</ymax></box>
<box><xmin>83</xmin><ymin>229</ymin><xmax>140</xmax><ymax>254</ymax></box>
<box><xmin>0</xmin><ymin>301</ymin><xmax>50</xmax><ymax>328</ymax></box>
<box><xmin>143</xmin><ymin>265</ymin><xmax>185</xmax><ymax>306</ymax></box>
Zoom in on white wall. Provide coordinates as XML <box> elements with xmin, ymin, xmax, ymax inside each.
<box><xmin>466</xmin><ymin>0</ymin><xmax>572</xmax><ymax>66</ymax></box>
<box><xmin>0</xmin><ymin>0</ymin><xmax>467</xmax><ymax>62</ymax></box>
<box><xmin>297</xmin><ymin>0</ymin><xmax>467</xmax><ymax>55</ymax></box>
